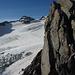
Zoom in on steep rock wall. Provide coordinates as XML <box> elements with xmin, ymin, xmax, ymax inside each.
<box><xmin>41</xmin><ymin>0</ymin><xmax>75</xmax><ymax>75</ymax></box>
<box><xmin>23</xmin><ymin>0</ymin><xmax>75</xmax><ymax>75</ymax></box>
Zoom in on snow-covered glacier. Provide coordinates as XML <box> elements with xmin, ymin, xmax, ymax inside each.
<box><xmin>0</xmin><ymin>19</ymin><xmax>45</xmax><ymax>75</ymax></box>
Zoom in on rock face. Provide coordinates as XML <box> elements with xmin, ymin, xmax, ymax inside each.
<box><xmin>41</xmin><ymin>0</ymin><xmax>75</xmax><ymax>75</ymax></box>
<box><xmin>23</xmin><ymin>0</ymin><xmax>75</xmax><ymax>75</ymax></box>
<box><xmin>22</xmin><ymin>50</ymin><xmax>41</xmax><ymax>75</ymax></box>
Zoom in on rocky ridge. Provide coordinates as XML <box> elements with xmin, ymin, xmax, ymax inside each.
<box><xmin>23</xmin><ymin>0</ymin><xmax>75</xmax><ymax>75</ymax></box>
<box><xmin>0</xmin><ymin>16</ymin><xmax>35</xmax><ymax>26</ymax></box>
<box><xmin>39</xmin><ymin>15</ymin><xmax>47</xmax><ymax>20</ymax></box>
<box><xmin>0</xmin><ymin>21</ymin><xmax>9</xmax><ymax>26</ymax></box>
<box><xmin>41</xmin><ymin>0</ymin><xmax>75</xmax><ymax>75</ymax></box>
<box><xmin>20</xmin><ymin>16</ymin><xmax>35</xmax><ymax>23</ymax></box>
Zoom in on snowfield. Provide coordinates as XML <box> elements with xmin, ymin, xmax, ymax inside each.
<box><xmin>0</xmin><ymin>19</ymin><xmax>45</xmax><ymax>75</ymax></box>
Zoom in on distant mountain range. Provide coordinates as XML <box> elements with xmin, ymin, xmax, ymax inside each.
<box><xmin>0</xmin><ymin>15</ymin><xmax>47</xmax><ymax>26</ymax></box>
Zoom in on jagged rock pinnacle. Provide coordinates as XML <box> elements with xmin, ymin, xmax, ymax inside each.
<box><xmin>23</xmin><ymin>0</ymin><xmax>75</xmax><ymax>75</ymax></box>
<box><xmin>41</xmin><ymin>0</ymin><xmax>75</xmax><ymax>75</ymax></box>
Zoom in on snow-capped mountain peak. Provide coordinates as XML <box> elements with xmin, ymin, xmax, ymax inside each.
<box><xmin>19</xmin><ymin>16</ymin><xmax>35</xmax><ymax>23</ymax></box>
<box><xmin>39</xmin><ymin>15</ymin><xmax>47</xmax><ymax>20</ymax></box>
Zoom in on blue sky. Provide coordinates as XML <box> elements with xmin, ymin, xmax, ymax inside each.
<box><xmin>0</xmin><ymin>0</ymin><xmax>57</xmax><ymax>22</ymax></box>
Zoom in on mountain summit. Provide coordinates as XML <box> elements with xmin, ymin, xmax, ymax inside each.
<box><xmin>39</xmin><ymin>15</ymin><xmax>47</xmax><ymax>20</ymax></box>
<box><xmin>19</xmin><ymin>16</ymin><xmax>35</xmax><ymax>23</ymax></box>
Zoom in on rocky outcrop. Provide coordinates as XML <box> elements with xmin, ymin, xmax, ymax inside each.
<box><xmin>41</xmin><ymin>0</ymin><xmax>75</xmax><ymax>75</ymax></box>
<box><xmin>20</xmin><ymin>16</ymin><xmax>35</xmax><ymax>23</ymax></box>
<box><xmin>22</xmin><ymin>50</ymin><xmax>41</xmax><ymax>75</ymax></box>
<box><xmin>39</xmin><ymin>15</ymin><xmax>47</xmax><ymax>20</ymax></box>
<box><xmin>23</xmin><ymin>0</ymin><xmax>75</xmax><ymax>75</ymax></box>
<box><xmin>0</xmin><ymin>21</ymin><xmax>9</xmax><ymax>26</ymax></box>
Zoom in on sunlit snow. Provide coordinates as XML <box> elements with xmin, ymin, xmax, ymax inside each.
<box><xmin>0</xmin><ymin>19</ymin><xmax>45</xmax><ymax>75</ymax></box>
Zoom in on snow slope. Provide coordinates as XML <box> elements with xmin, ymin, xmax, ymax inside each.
<box><xmin>0</xmin><ymin>19</ymin><xmax>45</xmax><ymax>75</ymax></box>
